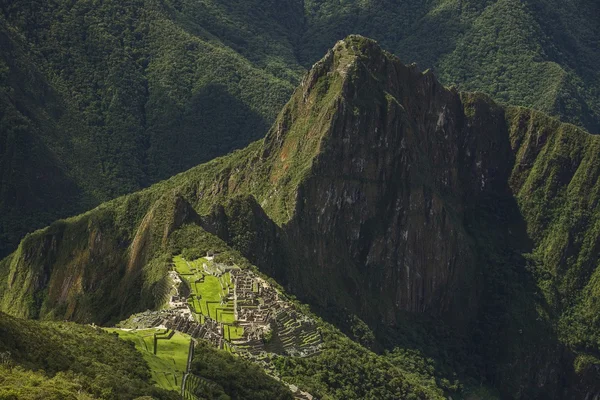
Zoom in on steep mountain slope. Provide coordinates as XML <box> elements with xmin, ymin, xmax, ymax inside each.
<box><xmin>0</xmin><ymin>311</ymin><xmax>179</xmax><ymax>399</ymax></box>
<box><xmin>1</xmin><ymin>0</ymin><xmax>598</xmax><ymax>258</ymax></box>
<box><xmin>0</xmin><ymin>0</ymin><xmax>299</xmax><ymax>257</ymax></box>
<box><xmin>0</xmin><ymin>311</ymin><xmax>296</xmax><ymax>400</ymax></box>
<box><xmin>187</xmin><ymin>340</ymin><xmax>294</xmax><ymax>400</ymax></box>
<box><xmin>1</xmin><ymin>36</ymin><xmax>598</xmax><ymax>398</ymax></box>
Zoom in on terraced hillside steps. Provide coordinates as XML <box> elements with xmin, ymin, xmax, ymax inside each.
<box><xmin>104</xmin><ymin>328</ymin><xmax>191</xmax><ymax>393</ymax></box>
<box><xmin>166</xmin><ymin>255</ymin><xmax>323</xmax><ymax>359</ymax></box>
<box><xmin>114</xmin><ymin>254</ymin><xmax>322</xmax><ymax>388</ymax></box>
<box><xmin>181</xmin><ymin>337</ymin><xmax>195</xmax><ymax>399</ymax></box>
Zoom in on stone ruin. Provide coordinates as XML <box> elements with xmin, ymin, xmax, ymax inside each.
<box><xmin>120</xmin><ymin>253</ymin><xmax>324</xmax><ymax>382</ymax></box>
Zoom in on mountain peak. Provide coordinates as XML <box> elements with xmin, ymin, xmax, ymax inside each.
<box><xmin>328</xmin><ymin>34</ymin><xmax>389</xmax><ymax>68</ymax></box>
<box><xmin>303</xmin><ymin>34</ymin><xmax>407</xmax><ymax>94</ymax></box>
<box><xmin>257</xmin><ymin>36</ymin><xmax>452</xmax><ymax>225</ymax></box>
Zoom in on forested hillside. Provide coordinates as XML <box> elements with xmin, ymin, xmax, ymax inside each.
<box><xmin>2</xmin><ymin>36</ymin><xmax>599</xmax><ymax>398</ymax></box>
<box><xmin>0</xmin><ymin>0</ymin><xmax>298</xmax><ymax>257</ymax></box>
<box><xmin>0</xmin><ymin>311</ymin><xmax>301</xmax><ymax>400</ymax></box>
<box><xmin>0</xmin><ymin>312</ymin><xmax>179</xmax><ymax>399</ymax></box>
<box><xmin>0</xmin><ymin>0</ymin><xmax>598</xmax><ymax>258</ymax></box>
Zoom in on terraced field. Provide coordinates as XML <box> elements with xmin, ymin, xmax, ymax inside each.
<box><xmin>173</xmin><ymin>256</ymin><xmax>237</xmax><ymax>329</ymax></box>
<box><xmin>225</xmin><ymin>325</ymin><xmax>245</xmax><ymax>340</ymax></box>
<box><xmin>105</xmin><ymin>328</ymin><xmax>191</xmax><ymax>392</ymax></box>
<box><xmin>102</xmin><ymin>255</ymin><xmax>322</xmax><ymax>399</ymax></box>
<box><xmin>171</xmin><ymin>255</ymin><xmax>322</xmax><ymax>360</ymax></box>
<box><xmin>272</xmin><ymin>310</ymin><xmax>322</xmax><ymax>356</ymax></box>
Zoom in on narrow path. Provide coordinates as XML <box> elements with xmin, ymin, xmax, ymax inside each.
<box><xmin>181</xmin><ymin>338</ymin><xmax>195</xmax><ymax>398</ymax></box>
<box><xmin>233</xmin><ymin>274</ymin><xmax>238</xmax><ymax>320</ymax></box>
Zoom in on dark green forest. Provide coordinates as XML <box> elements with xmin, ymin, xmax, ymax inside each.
<box><xmin>1</xmin><ymin>0</ymin><xmax>598</xmax><ymax>257</ymax></box>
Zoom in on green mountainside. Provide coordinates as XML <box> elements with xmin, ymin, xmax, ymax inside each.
<box><xmin>0</xmin><ymin>0</ymin><xmax>298</xmax><ymax>257</ymax></box>
<box><xmin>1</xmin><ymin>0</ymin><xmax>598</xmax><ymax>257</ymax></box>
<box><xmin>0</xmin><ymin>311</ymin><xmax>299</xmax><ymax>400</ymax></box>
<box><xmin>1</xmin><ymin>36</ymin><xmax>599</xmax><ymax>398</ymax></box>
<box><xmin>0</xmin><ymin>311</ymin><xmax>179</xmax><ymax>399</ymax></box>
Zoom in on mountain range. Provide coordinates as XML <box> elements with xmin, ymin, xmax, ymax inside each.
<box><xmin>1</xmin><ymin>35</ymin><xmax>599</xmax><ymax>399</ymax></box>
<box><xmin>1</xmin><ymin>0</ymin><xmax>599</xmax><ymax>258</ymax></box>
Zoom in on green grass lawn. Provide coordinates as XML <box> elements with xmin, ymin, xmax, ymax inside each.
<box><xmin>197</xmin><ymin>275</ymin><xmax>223</xmax><ymax>299</ymax></box>
<box><xmin>173</xmin><ymin>255</ymin><xmax>206</xmax><ymax>275</ymax></box>
<box><xmin>196</xmin><ymin>275</ymin><xmax>231</xmax><ymax>321</ymax></box>
<box><xmin>217</xmin><ymin>309</ymin><xmax>235</xmax><ymax>324</ymax></box>
<box><xmin>104</xmin><ymin>328</ymin><xmax>191</xmax><ymax>393</ymax></box>
<box><xmin>206</xmin><ymin>301</ymin><xmax>220</xmax><ymax>320</ymax></box>
<box><xmin>174</xmin><ymin>256</ymin><xmax>240</xmax><ymax>335</ymax></box>
<box><xmin>221</xmin><ymin>273</ymin><xmax>232</xmax><ymax>290</ymax></box>
<box><xmin>225</xmin><ymin>325</ymin><xmax>245</xmax><ymax>340</ymax></box>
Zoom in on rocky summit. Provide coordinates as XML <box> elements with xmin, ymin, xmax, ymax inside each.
<box><xmin>1</xmin><ymin>36</ymin><xmax>599</xmax><ymax>399</ymax></box>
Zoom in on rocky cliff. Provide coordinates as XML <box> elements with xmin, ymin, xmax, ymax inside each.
<box><xmin>1</xmin><ymin>36</ymin><xmax>599</xmax><ymax>399</ymax></box>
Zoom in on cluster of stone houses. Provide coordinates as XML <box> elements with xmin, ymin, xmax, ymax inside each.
<box><xmin>163</xmin><ymin>258</ymin><xmax>323</xmax><ymax>360</ymax></box>
<box><xmin>120</xmin><ymin>255</ymin><xmax>322</xmax><ymax>400</ymax></box>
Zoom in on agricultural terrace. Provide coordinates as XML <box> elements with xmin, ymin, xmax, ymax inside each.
<box><xmin>172</xmin><ymin>256</ymin><xmax>239</xmax><ymax>335</ymax></box>
<box><xmin>169</xmin><ymin>255</ymin><xmax>322</xmax><ymax>359</ymax></box>
<box><xmin>105</xmin><ymin>328</ymin><xmax>190</xmax><ymax>392</ymax></box>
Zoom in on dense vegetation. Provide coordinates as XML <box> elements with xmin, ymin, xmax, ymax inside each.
<box><xmin>302</xmin><ymin>0</ymin><xmax>599</xmax><ymax>133</ymax></box>
<box><xmin>0</xmin><ymin>0</ymin><xmax>296</xmax><ymax>257</ymax></box>
<box><xmin>0</xmin><ymin>312</ymin><xmax>178</xmax><ymax>399</ymax></box>
<box><xmin>185</xmin><ymin>303</ymin><xmax>468</xmax><ymax>399</ymax></box>
<box><xmin>0</xmin><ymin>0</ymin><xmax>598</xmax><ymax>257</ymax></box>
<box><xmin>272</xmin><ymin>324</ymin><xmax>448</xmax><ymax>400</ymax></box>
<box><xmin>0</xmin><ymin>32</ymin><xmax>599</xmax><ymax>399</ymax></box>
<box><xmin>189</xmin><ymin>340</ymin><xmax>293</xmax><ymax>400</ymax></box>
<box><xmin>507</xmin><ymin>106</ymin><xmax>600</xmax><ymax>380</ymax></box>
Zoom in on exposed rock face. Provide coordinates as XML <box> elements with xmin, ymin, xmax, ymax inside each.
<box><xmin>274</xmin><ymin>39</ymin><xmax>510</xmax><ymax>328</ymax></box>
<box><xmin>203</xmin><ymin>37</ymin><xmax>600</xmax><ymax>398</ymax></box>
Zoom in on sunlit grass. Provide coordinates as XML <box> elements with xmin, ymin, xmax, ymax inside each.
<box><xmin>104</xmin><ymin>328</ymin><xmax>190</xmax><ymax>393</ymax></box>
<box><xmin>174</xmin><ymin>256</ymin><xmax>235</xmax><ymax>325</ymax></box>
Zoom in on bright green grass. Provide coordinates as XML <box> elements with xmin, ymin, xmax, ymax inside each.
<box><xmin>174</xmin><ymin>256</ymin><xmax>237</xmax><ymax>327</ymax></box>
<box><xmin>193</xmin><ymin>298</ymin><xmax>203</xmax><ymax>316</ymax></box>
<box><xmin>220</xmin><ymin>273</ymin><xmax>232</xmax><ymax>290</ymax></box>
<box><xmin>197</xmin><ymin>276</ymin><xmax>226</xmax><ymax>315</ymax></box>
<box><xmin>217</xmin><ymin>309</ymin><xmax>235</xmax><ymax>324</ymax></box>
<box><xmin>226</xmin><ymin>325</ymin><xmax>245</xmax><ymax>340</ymax></box>
<box><xmin>104</xmin><ymin>328</ymin><xmax>190</xmax><ymax>393</ymax></box>
<box><xmin>206</xmin><ymin>302</ymin><xmax>220</xmax><ymax>320</ymax></box>
<box><xmin>173</xmin><ymin>255</ymin><xmax>207</xmax><ymax>275</ymax></box>
<box><xmin>173</xmin><ymin>255</ymin><xmax>192</xmax><ymax>275</ymax></box>
<box><xmin>224</xmin><ymin>342</ymin><xmax>235</xmax><ymax>353</ymax></box>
